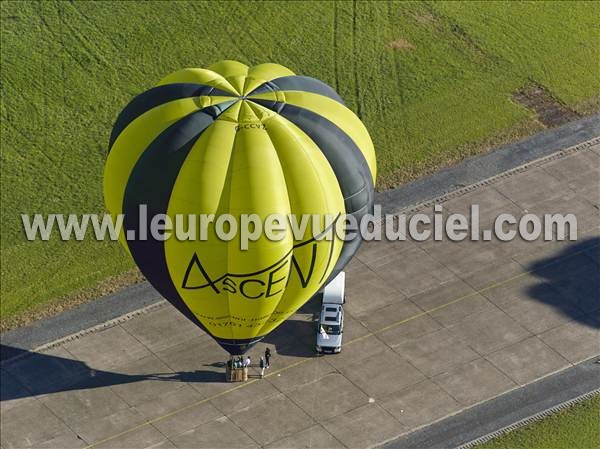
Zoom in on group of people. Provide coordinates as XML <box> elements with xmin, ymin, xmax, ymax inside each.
<box><xmin>227</xmin><ymin>347</ymin><xmax>272</xmax><ymax>379</ymax></box>
<box><xmin>229</xmin><ymin>356</ymin><xmax>251</xmax><ymax>369</ymax></box>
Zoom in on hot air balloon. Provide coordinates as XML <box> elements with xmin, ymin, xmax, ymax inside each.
<box><xmin>104</xmin><ymin>60</ymin><xmax>376</xmax><ymax>355</ymax></box>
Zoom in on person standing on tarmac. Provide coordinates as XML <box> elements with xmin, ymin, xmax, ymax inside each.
<box><xmin>259</xmin><ymin>357</ymin><xmax>266</xmax><ymax>378</ymax></box>
<box><xmin>264</xmin><ymin>347</ymin><xmax>271</xmax><ymax>368</ymax></box>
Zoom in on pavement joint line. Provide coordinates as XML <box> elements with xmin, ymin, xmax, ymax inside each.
<box><xmin>378</xmin><ymin>357</ymin><xmax>600</xmax><ymax>449</ymax></box>
<box><xmin>85</xmin><ymin>377</ymin><xmax>260</xmax><ymax>449</ymax></box>
<box><xmin>375</xmin><ymin>135</ymin><xmax>600</xmax><ymax>222</ymax></box>
<box><xmin>455</xmin><ymin>388</ymin><xmax>600</xmax><ymax>449</ymax></box>
<box><xmin>352</xmin><ymin>241</ymin><xmax>599</xmax><ymax>344</ymax></box>
<box><xmin>82</xmin><ymin>357</ymin><xmax>313</xmax><ymax>448</ymax></box>
<box><xmin>80</xmin><ymin>241</ymin><xmax>599</xmax><ymax>449</ymax></box>
<box><xmin>0</xmin><ymin>299</ymin><xmax>168</xmax><ymax>367</ymax></box>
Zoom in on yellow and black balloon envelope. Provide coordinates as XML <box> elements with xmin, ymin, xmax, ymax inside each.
<box><xmin>104</xmin><ymin>61</ymin><xmax>376</xmax><ymax>354</ymax></box>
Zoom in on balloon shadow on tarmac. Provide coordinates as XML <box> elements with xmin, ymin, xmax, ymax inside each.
<box><xmin>0</xmin><ymin>345</ymin><xmax>225</xmax><ymax>402</ymax></box>
<box><xmin>262</xmin><ymin>293</ymin><xmax>321</xmax><ymax>358</ymax></box>
<box><xmin>1</xmin><ymin>291</ymin><xmax>324</xmax><ymax>403</ymax></box>
<box><xmin>525</xmin><ymin>236</ymin><xmax>599</xmax><ymax>329</ymax></box>
<box><xmin>262</xmin><ymin>320</ymin><xmax>317</xmax><ymax>358</ymax></box>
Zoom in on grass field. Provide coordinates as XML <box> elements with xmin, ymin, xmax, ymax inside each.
<box><xmin>1</xmin><ymin>1</ymin><xmax>599</xmax><ymax>327</ymax></box>
<box><xmin>477</xmin><ymin>395</ymin><xmax>600</xmax><ymax>449</ymax></box>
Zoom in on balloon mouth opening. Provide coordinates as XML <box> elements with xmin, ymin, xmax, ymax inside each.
<box><xmin>216</xmin><ymin>337</ymin><xmax>263</xmax><ymax>355</ymax></box>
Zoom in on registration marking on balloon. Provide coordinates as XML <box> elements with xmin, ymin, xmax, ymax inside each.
<box><xmin>180</xmin><ymin>218</ymin><xmax>340</xmax><ymax>332</ymax></box>
<box><xmin>182</xmin><ymin>218</ymin><xmax>339</xmax><ymax>295</ymax></box>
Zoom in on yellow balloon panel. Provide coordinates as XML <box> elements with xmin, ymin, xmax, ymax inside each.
<box><xmin>164</xmin><ymin>101</ymin><xmax>345</xmax><ymax>341</ymax></box>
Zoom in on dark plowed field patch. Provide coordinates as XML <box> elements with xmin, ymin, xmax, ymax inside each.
<box><xmin>513</xmin><ymin>84</ymin><xmax>581</xmax><ymax>127</ymax></box>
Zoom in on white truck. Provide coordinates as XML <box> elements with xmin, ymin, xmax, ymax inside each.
<box><xmin>315</xmin><ymin>272</ymin><xmax>345</xmax><ymax>354</ymax></box>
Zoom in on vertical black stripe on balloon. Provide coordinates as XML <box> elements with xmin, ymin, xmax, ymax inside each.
<box><xmin>272</xmin><ymin>102</ymin><xmax>374</xmax><ymax>276</ymax></box>
<box><xmin>249</xmin><ymin>76</ymin><xmax>345</xmax><ymax>105</ymax></box>
<box><xmin>252</xmin><ymin>100</ymin><xmax>374</xmax><ymax>283</ymax></box>
<box><xmin>122</xmin><ymin>101</ymin><xmax>235</xmax><ymax>336</ymax></box>
<box><xmin>109</xmin><ymin>83</ymin><xmax>233</xmax><ymax>150</ymax></box>
<box><xmin>252</xmin><ymin>100</ymin><xmax>373</xmax><ymax>215</ymax></box>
